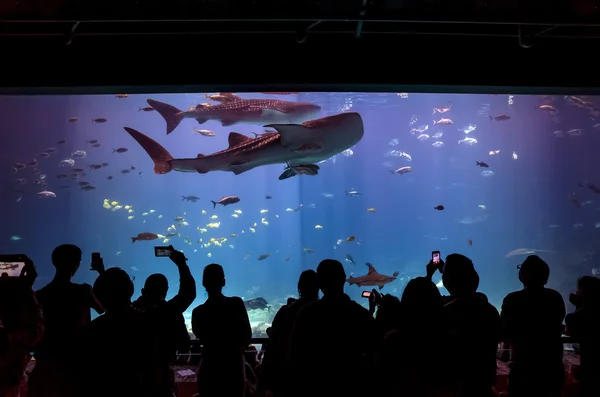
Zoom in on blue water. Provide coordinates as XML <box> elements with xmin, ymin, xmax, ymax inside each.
<box><xmin>1</xmin><ymin>92</ymin><xmax>598</xmax><ymax>335</ymax></box>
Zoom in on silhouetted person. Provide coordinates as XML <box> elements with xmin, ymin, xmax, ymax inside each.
<box><xmin>375</xmin><ymin>277</ymin><xmax>447</xmax><ymax>397</ymax></box>
<box><xmin>263</xmin><ymin>270</ymin><xmax>319</xmax><ymax>397</ymax></box>
<box><xmin>191</xmin><ymin>264</ymin><xmax>251</xmax><ymax>397</ymax></box>
<box><xmin>0</xmin><ymin>258</ymin><xmax>43</xmax><ymax>397</ymax></box>
<box><xmin>133</xmin><ymin>273</ymin><xmax>190</xmax><ymax>397</ymax></box>
<box><xmin>29</xmin><ymin>244</ymin><xmax>104</xmax><ymax>397</ymax></box>
<box><xmin>368</xmin><ymin>291</ymin><xmax>402</xmax><ymax>338</ymax></box>
<box><xmin>289</xmin><ymin>259</ymin><xmax>375</xmax><ymax>397</ymax></box>
<box><xmin>500</xmin><ymin>255</ymin><xmax>565</xmax><ymax>397</ymax></box>
<box><xmin>76</xmin><ymin>247</ymin><xmax>196</xmax><ymax>397</ymax></box>
<box><xmin>440</xmin><ymin>254</ymin><xmax>500</xmax><ymax>397</ymax></box>
<box><xmin>565</xmin><ymin>275</ymin><xmax>600</xmax><ymax>397</ymax></box>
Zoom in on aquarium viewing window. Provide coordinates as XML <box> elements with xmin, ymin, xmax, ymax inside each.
<box><xmin>2</xmin><ymin>92</ymin><xmax>597</xmax><ymax>336</ymax></box>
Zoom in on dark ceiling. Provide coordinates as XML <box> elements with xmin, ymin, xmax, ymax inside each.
<box><xmin>1</xmin><ymin>0</ymin><xmax>600</xmax><ymax>90</ymax></box>
<box><xmin>3</xmin><ymin>0</ymin><xmax>600</xmax><ymax>38</ymax></box>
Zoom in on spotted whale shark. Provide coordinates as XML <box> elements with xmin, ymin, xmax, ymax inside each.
<box><xmin>148</xmin><ymin>97</ymin><xmax>322</xmax><ymax>135</ymax></box>
<box><xmin>123</xmin><ymin>111</ymin><xmax>364</xmax><ymax>178</ymax></box>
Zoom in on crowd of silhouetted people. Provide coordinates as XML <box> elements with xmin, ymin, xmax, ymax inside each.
<box><xmin>1</xmin><ymin>244</ymin><xmax>600</xmax><ymax>397</ymax></box>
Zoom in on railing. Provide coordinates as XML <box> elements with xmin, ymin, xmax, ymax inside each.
<box><xmin>185</xmin><ymin>336</ymin><xmax>578</xmax><ymax>347</ymax></box>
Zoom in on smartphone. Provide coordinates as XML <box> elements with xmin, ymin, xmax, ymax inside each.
<box><xmin>0</xmin><ymin>254</ymin><xmax>27</xmax><ymax>278</ymax></box>
<box><xmin>154</xmin><ymin>246</ymin><xmax>172</xmax><ymax>257</ymax></box>
<box><xmin>432</xmin><ymin>251</ymin><xmax>441</xmax><ymax>264</ymax></box>
<box><xmin>361</xmin><ymin>291</ymin><xmax>371</xmax><ymax>298</ymax></box>
<box><xmin>91</xmin><ymin>252</ymin><xmax>101</xmax><ymax>263</ymax></box>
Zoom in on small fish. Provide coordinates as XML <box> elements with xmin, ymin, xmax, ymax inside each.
<box><xmin>346</xmin><ymin>189</ymin><xmax>362</xmax><ymax>196</ymax></box>
<box><xmin>211</xmin><ymin>196</ymin><xmax>240</xmax><ymax>208</ymax></box>
<box><xmin>393</xmin><ymin>166</ymin><xmax>412</xmax><ymax>175</ymax></box>
<box><xmin>265</xmin><ymin>195</ymin><xmax>272</xmax><ymax>199</ymax></box>
<box><xmin>346</xmin><ymin>236</ymin><xmax>356</xmax><ymax>242</ymax></box>
<box><xmin>92</xmin><ymin>118</ymin><xmax>108</xmax><ymax>123</ymax></box>
<box><xmin>131</xmin><ymin>232</ymin><xmax>158</xmax><ymax>243</ymax></box>
<box><xmin>490</xmin><ymin>114</ymin><xmax>511</xmax><ymax>121</ymax></box>
<box><xmin>115</xmin><ymin>94</ymin><xmax>129</xmax><ymax>98</ymax></box>
<box><xmin>38</xmin><ymin>190</ymin><xmax>57</xmax><ymax>198</ymax></box>
<box><xmin>68</xmin><ymin>117</ymin><xmax>79</xmax><ymax>123</ymax></box>
<box><xmin>257</xmin><ymin>253</ymin><xmax>271</xmax><ymax>261</ymax></box>
<box><xmin>538</xmin><ymin>104</ymin><xmax>558</xmax><ymax>114</ymax></box>
<box><xmin>476</xmin><ymin>161</ymin><xmax>489</xmax><ymax>168</ymax></box>
<box><xmin>433</xmin><ymin>118</ymin><xmax>453</xmax><ymax>125</ymax></box>
<box><xmin>113</xmin><ymin>148</ymin><xmax>128</xmax><ymax>154</ymax></box>
<box><xmin>433</xmin><ymin>104</ymin><xmax>451</xmax><ymax>114</ymax></box>
<box><xmin>434</xmin><ymin>205</ymin><xmax>445</xmax><ymax>210</ymax></box>
<box><xmin>193</xmin><ymin>128</ymin><xmax>216</xmax><ymax>137</ymax></box>
<box><xmin>138</xmin><ymin>106</ymin><xmax>154</xmax><ymax>112</ymax></box>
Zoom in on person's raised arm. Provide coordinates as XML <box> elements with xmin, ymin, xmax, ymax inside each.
<box><xmin>88</xmin><ymin>254</ymin><xmax>106</xmax><ymax>314</ymax></box>
<box><xmin>166</xmin><ymin>246</ymin><xmax>197</xmax><ymax>313</ymax></box>
<box><xmin>18</xmin><ymin>259</ymin><xmax>44</xmax><ymax>349</ymax></box>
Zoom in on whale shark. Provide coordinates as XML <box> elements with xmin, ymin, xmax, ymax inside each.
<box><xmin>148</xmin><ymin>97</ymin><xmax>322</xmax><ymax>135</ymax></box>
<box><xmin>123</xmin><ymin>111</ymin><xmax>364</xmax><ymax>177</ymax></box>
<box><xmin>346</xmin><ymin>263</ymin><xmax>400</xmax><ymax>290</ymax></box>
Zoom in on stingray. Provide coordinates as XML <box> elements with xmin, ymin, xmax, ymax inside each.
<box><xmin>504</xmin><ymin>248</ymin><xmax>561</xmax><ymax>258</ymax></box>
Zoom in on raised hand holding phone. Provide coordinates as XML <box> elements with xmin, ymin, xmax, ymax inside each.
<box><xmin>90</xmin><ymin>252</ymin><xmax>105</xmax><ymax>274</ymax></box>
<box><xmin>432</xmin><ymin>251</ymin><xmax>441</xmax><ymax>264</ymax></box>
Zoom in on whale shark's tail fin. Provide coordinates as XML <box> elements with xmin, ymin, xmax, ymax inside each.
<box><xmin>147</xmin><ymin>99</ymin><xmax>185</xmax><ymax>135</ymax></box>
<box><xmin>124</xmin><ymin>127</ymin><xmax>173</xmax><ymax>174</ymax></box>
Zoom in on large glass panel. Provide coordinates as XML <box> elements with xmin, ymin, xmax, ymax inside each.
<box><xmin>1</xmin><ymin>92</ymin><xmax>596</xmax><ymax>336</ymax></box>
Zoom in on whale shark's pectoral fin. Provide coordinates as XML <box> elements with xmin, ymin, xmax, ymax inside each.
<box><xmin>278</xmin><ymin>168</ymin><xmax>297</xmax><ymax>180</ymax></box>
<box><xmin>264</xmin><ymin>123</ymin><xmax>322</xmax><ymax>151</ymax></box>
<box><xmin>230</xmin><ymin>162</ymin><xmax>253</xmax><ymax>175</ymax></box>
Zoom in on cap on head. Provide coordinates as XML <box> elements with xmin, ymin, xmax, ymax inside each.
<box><xmin>316</xmin><ymin>259</ymin><xmax>346</xmax><ymax>293</ymax></box>
<box><xmin>51</xmin><ymin>244</ymin><xmax>82</xmax><ymax>275</ymax></box>
<box><xmin>519</xmin><ymin>255</ymin><xmax>550</xmax><ymax>287</ymax></box>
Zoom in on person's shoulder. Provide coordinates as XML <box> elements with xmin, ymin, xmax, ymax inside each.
<box><xmin>77</xmin><ymin>282</ymin><xmax>95</xmax><ymax>294</ymax></box>
<box><xmin>504</xmin><ymin>290</ymin><xmax>522</xmax><ymax>302</ymax></box>
<box><xmin>191</xmin><ymin>303</ymin><xmax>205</xmax><ymax>315</ymax></box>
<box><xmin>349</xmin><ymin>299</ymin><xmax>370</xmax><ymax>314</ymax></box>
<box><xmin>478</xmin><ymin>299</ymin><xmax>500</xmax><ymax>320</ymax></box>
<box><xmin>229</xmin><ymin>296</ymin><xmax>246</xmax><ymax>307</ymax></box>
<box><xmin>296</xmin><ymin>299</ymin><xmax>318</xmax><ymax>318</ymax></box>
<box><xmin>544</xmin><ymin>288</ymin><xmax>565</xmax><ymax>302</ymax></box>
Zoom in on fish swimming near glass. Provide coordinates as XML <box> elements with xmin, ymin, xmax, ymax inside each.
<box><xmin>243</xmin><ymin>297</ymin><xmax>270</xmax><ymax>310</ymax></box>
<box><xmin>147</xmin><ymin>98</ymin><xmax>322</xmax><ymax>134</ymax></box>
<box><xmin>346</xmin><ymin>263</ymin><xmax>400</xmax><ymax>290</ymax></box>
<box><xmin>123</xmin><ymin>111</ymin><xmax>364</xmax><ymax>178</ymax></box>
